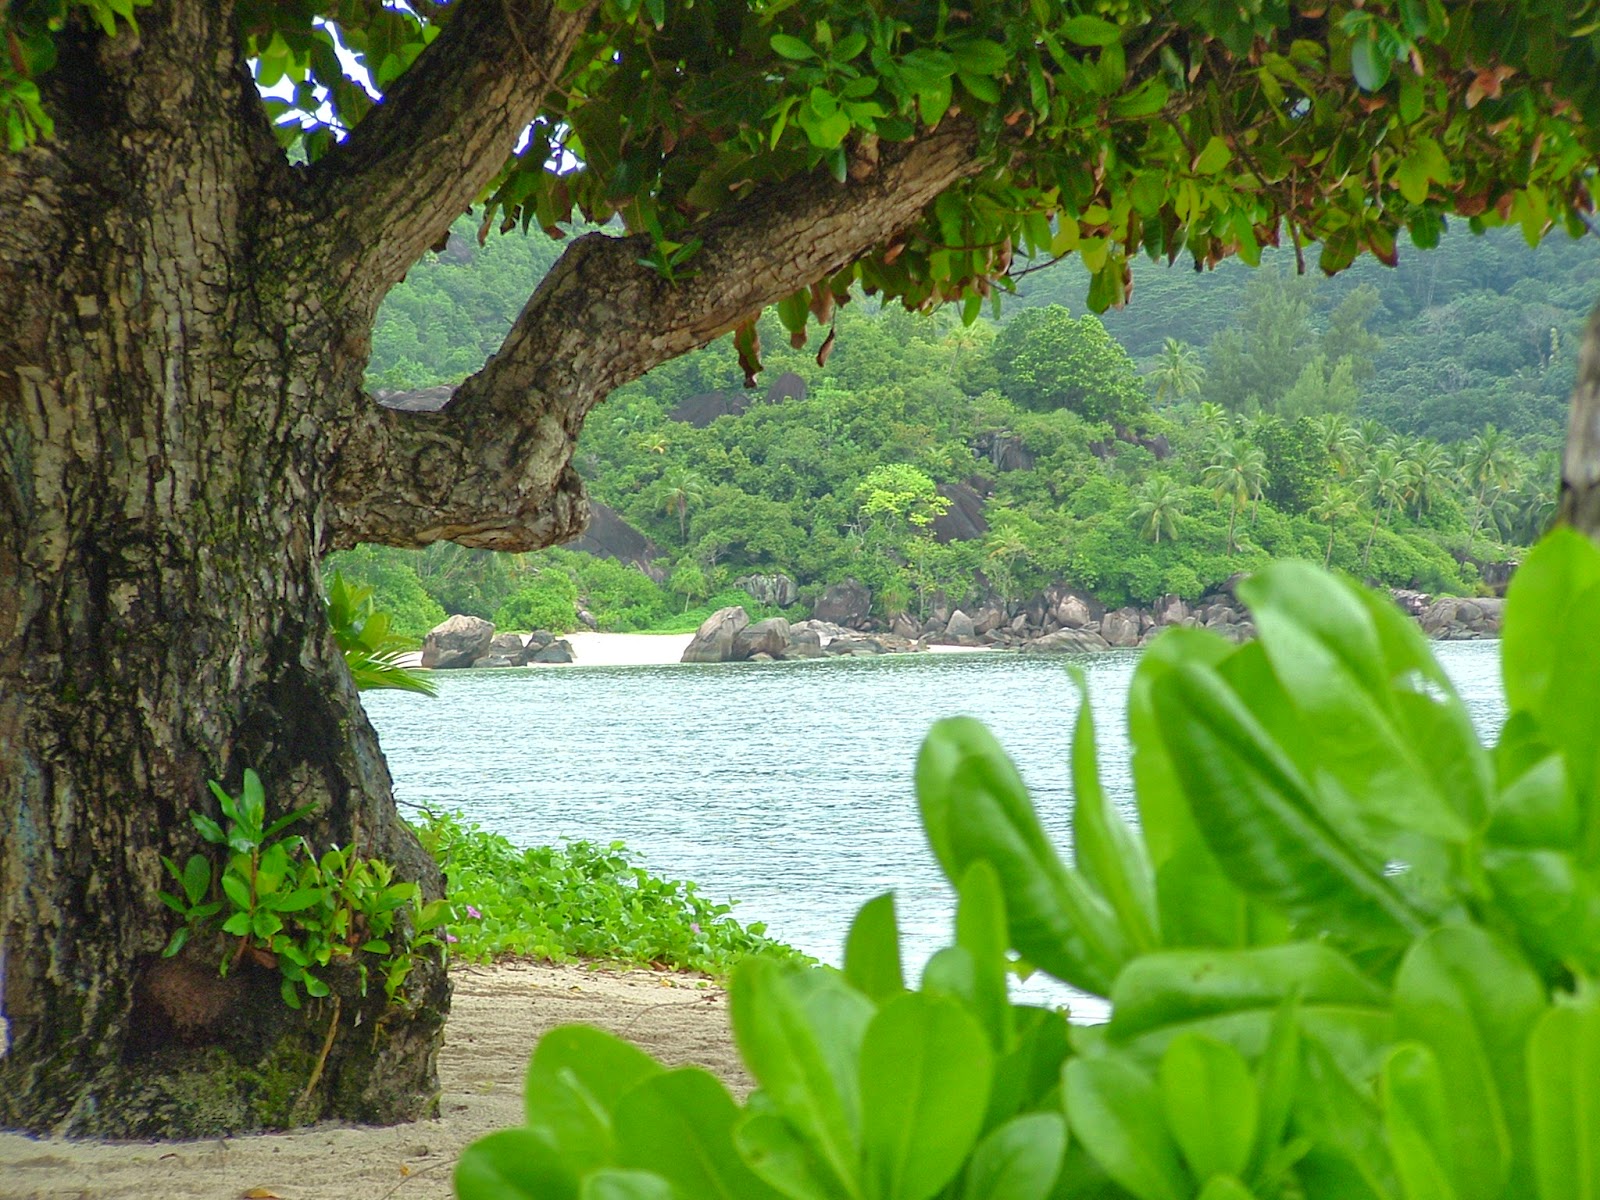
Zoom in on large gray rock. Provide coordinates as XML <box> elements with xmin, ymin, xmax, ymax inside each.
<box><xmin>779</xmin><ymin>627</ymin><xmax>824</xmax><ymax>659</ymax></box>
<box><xmin>972</xmin><ymin>605</ymin><xmax>1006</xmax><ymax>636</ymax></box>
<box><xmin>527</xmin><ymin>639</ymin><xmax>575</xmax><ymax>664</ymax></box>
<box><xmin>1153</xmin><ymin>594</ymin><xmax>1189</xmax><ymax>626</ymax></box>
<box><xmin>1056</xmin><ymin>594</ymin><xmax>1099</xmax><ymax>629</ymax></box>
<box><xmin>682</xmin><ymin>606</ymin><xmax>751</xmax><ymax>663</ymax></box>
<box><xmin>1420</xmin><ymin>596</ymin><xmax>1504</xmax><ymax>639</ymax></box>
<box><xmin>736</xmin><ymin>617</ymin><xmax>792</xmax><ymax>659</ymax></box>
<box><xmin>945</xmin><ymin>609</ymin><xmax>977</xmax><ymax>638</ymax></box>
<box><xmin>489</xmin><ymin>632</ymin><xmax>528</xmax><ymax>656</ymax></box>
<box><xmin>1020</xmin><ymin>629</ymin><xmax>1112</xmax><ymax>653</ymax></box>
<box><xmin>1100</xmin><ymin>608</ymin><xmax>1143</xmax><ymax>648</ymax></box>
<box><xmin>421</xmin><ymin>614</ymin><xmax>495</xmax><ymax>669</ymax></box>
<box><xmin>471</xmin><ymin>654</ymin><xmax>516</xmax><ymax>669</ymax></box>
<box><xmin>889</xmin><ymin>612</ymin><xmax>921</xmax><ymax>640</ymax></box>
<box><xmin>813</xmin><ymin>578</ymin><xmax>872</xmax><ymax>629</ymax></box>
<box><xmin>931</xmin><ymin>482</ymin><xmax>989</xmax><ymax>543</ymax></box>
<box><xmin>736</xmin><ymin>573</ymin><xmax>799</xmax><ymax>608</ymax></box>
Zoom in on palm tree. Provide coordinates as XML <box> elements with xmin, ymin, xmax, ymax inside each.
<box><xmin>1203</xmin><ymin>439</ymin><xmax>1269</xmax><ymax>554</ymax></box>
<box><xmin>1462</xmin><ymin>424</ymin><xmax>1523</xmax><ymax>537</ymax></box>
<box><xmin>1148</xmin><ymin>338</ymin><xmax>1206</xmax><ymax>405</ymax></box>
<box><xmin>1130</xmin><ymin>475</ymin><xmax>1185</xmax><ymax>544</ymax></box>
<box><xmin>1309</xmin><ymin>412</ymin><xmax>1361</xmax><ymax>477</ymax></box>
<box><xmin>655</xmin><ymin>466</ymin><xmax>707</xmax><ymax>542</ymax></box>
<box><xmin>1401</xmin><ymin>440</ymin><xmax>1453</xmax><ymax>517</ymax></box>
<box><xmin>1311</xmin><ymin>482</ymin><xmax>1361</xmax><ymax>567</ymax></box>
<box><xmin>1358</xmin><ymin>447</ymin><xmax>1413</xmax><ymax>572</ymax></box>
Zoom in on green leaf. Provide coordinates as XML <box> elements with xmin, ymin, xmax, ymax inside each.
<box><xmin>1070</xmin><ymin>674</ymin><xmax>1158</xmax><ymax>953</ymax></box>
<box><xmin>960</xmin><ymin>1112</ymin><xmax>1067</xmax><ymax>1200</ymax></box>
<box><xmin>1350</xmin><ymin>38</ymin><xmax>1391</xmax><ymax>91</ymax></box>
<box><xmin>580</xmin><ymin>1170</ymin><xmax>674</xmax><ymax>1200</ymax></box>
<box><xmin>614</xmin><ymin>1068</ymin><xmax>783</xmax><ymax>1199</ymax></box>
<box><xmin>1150</xmin><ymin>662</ymin><xmax>1428</xmax><ymax>946</ymax></box>
<box><xmin>843</xmin><ymin>892</ymin><xmax>905</xmax><ymax>1003</ymax></box>
<box><xmin>162</xmin><ymin>926</ymin><xmax>189</xmax><ymax>957</ymax></box>
<box><xmin>1064</xmin><ymin>1056</ymin><xmax>1188</xmax><ymax>1200</ymax></box>
<box><xmin>917</xmin><ymin>717</ymin><xmax>1127</xmax><ymax>995</ymax></box>
<box><xmin>528</xmin><ymin>1024</ymin><xmax>666</xmax><ymax>1125</ymax></box>
<box><xmin>1059</xmin><ymin>15</ymin><xmax>1122</xmax><ymax>46</ymax></box>
<box><xmin>860</xmin><ymin>992</ymin><xmax>994</xmax><ymax>1200</ymax></box>
<box><xmin>1381</xmin><ymin>1044</ymin><xmax>1458</xmax><ymax>1200</ymax></box>
<box><xmin>771</xmin><ymin>34</ymin><xmax>817</xmax><ymax>60</ymax></box>
<box><xmin>950</xmin><ymin>39</ymin><xmax>1009</xmax><ymax>77</ymax></box>
<box><xmin>1393</xmin><ymin>926</ymin><xmax>1543</xmax><ymax>1198</ymax></box>
<box><xmin>1159</xmin><ymin>1033</ymin><xmax>1258</xmax><ymax>1181</ymax></box>
<box><xmin>1194</xmin><ymin>136</ymin><xmax>1233</xmax><ymax>175</ymax></box>
<box><xmin>274</xmin><ymin>886</ymin><xmax>326</xmax><ymax>913</ymax></box>
<box><xmin>951</xmin><ymin>861</ymin><xmax>1015</xmax><ymax>1051</ymax></box>
<box><xmin>730</xmin><ymin>958</ymin><xmax>871</xmax><ymax>1193</ymax></box>
<box><xmin>916</xmin><ymin>77</ymin><xmax>953</xmax><ymax>127</ymax></box>
<box><xmin>182</xmin><ymin>853</ymin><xmax>211</xmax><ymax>906</ymax></box>
<box><xmin>1503</xmin><ymin>529</ymin><xmax>1600</xmax><ymax>803</ymax></box>
<box><xmin>455</xmin><ymin>1128</ymin><xmax>579</xmax><ymax>1200</ymax></box>
<box><xmin>734</xmin><ymin>1113</ymin><xmax>843</xmax><ymax>1200</ymax></box>
<box><xmin>221</xmin><ymin>873</ymin><xmax>253</xmax><ymax>911</ymax></box>
<box><xmin>1527</xmin><ymin>991</ymin><xmax>1600</xmax><ymax>1200</ymax></box>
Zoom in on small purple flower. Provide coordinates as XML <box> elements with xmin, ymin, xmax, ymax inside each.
<box><xmin>690</xmin><ymin>922</ymin><xmax>701</xmax><ymax>934</ymax></box>
<box><xmin>445</xmin><ymin>933</ymin><xmax>459</xmax><ymax>943</ymax></box>
<box><xmin>465</xmin><ymin>904</ymin><xmax>483</xmax><ymax>920</ymax></box>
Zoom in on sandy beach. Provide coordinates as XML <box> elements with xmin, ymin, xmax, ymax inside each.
<box><xmin>562</xmin><ymin>631</ymin><xmax>695</xmax><ymax>666</ymax></box>
<box><xmin>0</xmin><ymin>962</ymin><xmax>744</xmax><ymax>1200</ymax></box>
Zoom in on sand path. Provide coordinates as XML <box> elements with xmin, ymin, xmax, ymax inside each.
<box><xmin>0</xmin><ymin>962</ymin><xmax>744</xmax><ymax>1200</ymax></box>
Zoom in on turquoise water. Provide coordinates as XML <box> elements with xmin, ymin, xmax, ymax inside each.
<box><xmin>364</xmin><ymin>640</ymin><xmax>1506</xmax><ymax>1017</ymax></box>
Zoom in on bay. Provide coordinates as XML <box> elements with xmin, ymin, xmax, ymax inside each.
<box><xmin>364</xmin><ymin>640</ymin><xmax>1506</xmax><ymax>1018</ymax></box>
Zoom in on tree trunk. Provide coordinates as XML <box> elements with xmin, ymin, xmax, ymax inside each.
<box><xmin>1558</xmin><ymin>300</ymin><xmax>1600</xmax><ymax>539</ymax></box>
<box><xmin>0</xmin><ymin>8</ymin><xmax>444</xmax><ymax>1137</ymax></box>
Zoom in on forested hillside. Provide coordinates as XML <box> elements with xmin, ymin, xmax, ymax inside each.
<box><xmin>341</xmin><ymin>220</ymin><xmax>1597</xmax><ymax>639</ymax></box>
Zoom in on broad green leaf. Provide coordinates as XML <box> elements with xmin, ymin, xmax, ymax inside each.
<box><xmin>1293</xmin><ymin>1036</ymin><xmax>1399</xmax><ymax>1200</ymax></box>
<box><xmin>1503</xmin><ymin>529</ymin><xmax>1600</xmax><ymax>804</ymax></box>
<box><xmin>1484</xmin><ymin>848</ymin><xmax>1600</xmax><ymax>977</ymax></box>
<box><xmin>1158</xmin><ymin>1033</ymin><xmax>1257</xmax><ymax>1181</ymax></box>
<box><xmin>1382</xmin><ymin>1044</ymin><xmax>1458</xmax><ymax>1200</ymax></box>
<box><xmin>1064</xmin><ymin>1056</ymin><xmax>1188</xmax><ymax>1200</ymax></box>
<box><xmin>1070</xmin><ymin>676</ymin><xmax>1157</xmax><ymax>953</ymax></box>
<box><xmin>181</xmin><ymin>853</ymin><xmax>211</xmax><ymax>906</ymax></box>
<box><xmin>1250</xmin><ymin>997</ymin><xmax>1300</xmax><ymax>1182</ymax></box>
<box><xmin>1241</xmin><ymin>563</ymin><xmax>1484</xmax><ymax>847</ymax></box>
<box><xmin>1197</xmin><ymin>1179</ymin><xmax>1258</xmax><ymax>1200</ymax></box>
<box><xmin>984</xmin><ymin>1005</ymin><xmax>1072</xmax><ymax>1129</ymax></box>
<box><xmin>735</xmin><ymin>1112</ymin><xmax>846</xmax><ymax>1200</ymax></box>
<box><xmin>1194</xmin><ymin>136</ymin><xmax>1233</xmax><ymax>175</ymax></box>
<box><xmin>918</xmin><ymin>718</ymin><xmax>1126</xmax><ymax>995</ymax></box>
<box><xmin>843</xmin><ymin>892</ymin><xmax>905</xmax><ymax>1003</ymax></box>
<box><xmin>1151</xmin><ymin>662</ymin><xmax>1429</xmax><ymax>946</ymax></box>
<box><xmin>954</xmin><ymin>861</ymin><xmax>1015</xmax><ymax>1052</ymax></box>
<box><xmin>1059</xmin><ymin>14</ymin><xmax>1122</xmax><ymax>46</ymax></box>
<box><xmin>1527</xmin><ymin>991</ymin><xmax>1600</xmax><ymax>1200</ymax></box>
<box><xmin>1393</xmin><ymin>927</ymin><xmax>1543</xmax><ymax>1198</ymax></box>
<box><xmin>731</xmin><ymin>959</ymin><xmax>871</xmax><ymax>1193</ymax></box>
<box><xmin>770</xmin><ymin>34</ymin><xmax>817</xmax><ymax>60</ymax></box>
<box><xmin>614</xmin><ymin>1068</ymin><xmax>782</xmax><ymax>1199</ymax></box>
<box><xmin>528</xmin><ymin>1024</ymin><xmax>665</xmax><ymax>1122</ymax></box>
<box><xmin>960</xmin><ymin>1113</ymin><xmax>1067</xmax><ymax>1200</ymax></box>
<box><xmin>1109</xmin><ymin>944</ymin><xmax>1390</xmax><ymax>1081</ymax></box>
<box><xmin>1490</xmin><ymin>717</ymin><xmax>1577</xmax><ymax>848</ymax></box>
<box><xmin>455</xmin><ymin>1128</ymin><xmax>579</xmax><ymax>1200</ymax></box>
<box><xmin>580</xmin><ymin>1169</ymin><xmax>674</xmax><ymax>1200</ymax></box>
<box><xmin>860</xmin><ymin>993</ymin><xmax>993</xmax><ymax>1200</ymax></box>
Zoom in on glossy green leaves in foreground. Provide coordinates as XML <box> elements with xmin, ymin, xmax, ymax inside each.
<box><xmin>463</xmin><ymin>530</ymin><xmax>1600</xmax><ymax>1200</ymax></box>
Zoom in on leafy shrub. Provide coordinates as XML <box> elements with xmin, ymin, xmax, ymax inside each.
<box><xmin>326</xmin><ymin>571</ymin><xmax>436</xmax><ymax>696</ymax></box>
<box><xmin>414</xmin><ymin>813</ymin><xmax>807</xmax><ymax>975</ymax></box>
<box><xmin>459</xmin><ymin>531</ymin><xmax>1600</xmax><ymax>1200</ymax></box>
<box><xmin>494</xmin><ymin>570</ymin><xmax>579</xmax><ymax>633</ymax></box>
<box><xmin>321</xmin><ymin>545</ymin><xmax>444</xmax><ymax>641</ymax></box>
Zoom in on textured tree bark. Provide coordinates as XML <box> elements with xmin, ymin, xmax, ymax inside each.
<box><xmin>0</xmin><ymin>6</ymin><xmax>447</xmax><ymax>1136</ymax></box>
<box><xmin>1558</xmin><ymin>300</ymin><xmax>1600</xmax><ymax>540</ymax></box>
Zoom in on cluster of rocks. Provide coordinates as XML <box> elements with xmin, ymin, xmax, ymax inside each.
<box><xmin>419</xmin><ymin>614</ymin><xmax>575</xmax><ymax>669</ymax></box>
<box><xmin>681</xmin><ymin>608</ymin><xmax>920</xmax><ymax>663</ymax></box>
<box><xmin>806</xmin><ymin>576</ymin><xmax>1506</xmax><ymax>657</ymax></box>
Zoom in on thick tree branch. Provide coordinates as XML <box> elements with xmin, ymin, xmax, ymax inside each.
<box><xmin>322</xmin><ymin>123</ymin><xmax>988</xmax><ymax>551</ymax></box>
<box><xmin>307</xmin><ymin>0</ymin><xmax>595</xmax><ymax>298</ymax></box>
<box><xmin>1558</xmin><ymin>299</ymin><xmax>1600</xmax><ymax>540</ymax></box>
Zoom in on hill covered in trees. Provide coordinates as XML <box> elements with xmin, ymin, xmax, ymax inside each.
<box><xmin>341</xmin><ymin>221</ymin><xmax>1597</xmax><ymax>639</ymax></box>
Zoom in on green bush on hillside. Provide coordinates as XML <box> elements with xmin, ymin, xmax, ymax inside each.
<box><xmin>493</xmin><ymin>571</ymin><xmax>579</xmax><ymax>633</ymax></box>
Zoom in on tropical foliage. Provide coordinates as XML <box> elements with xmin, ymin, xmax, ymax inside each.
<box><xmin>457</xmin><ymin>528</ymin><xmax>1600</xmax><ymax>1200</ymax></box>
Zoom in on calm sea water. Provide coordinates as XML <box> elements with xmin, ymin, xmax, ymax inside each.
<box><xmin>364</xmin><ymin>640</ymin><xmax>1506</xmax><ymax>1018</ymax></box>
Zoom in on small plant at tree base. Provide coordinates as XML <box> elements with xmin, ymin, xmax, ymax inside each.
<box><xmin>458</xmin><ymin>529</ymin><xmax>1600</xmax><ymax>1200</ymax></box>
<box><xmin>160</xmin><ymin>769</ymin><xmax>450</xmax><ymax>1011</ymax></box>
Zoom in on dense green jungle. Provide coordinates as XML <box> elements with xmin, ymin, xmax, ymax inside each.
<box><xmin>339</xmin><ymin>220</ymin><xmax>1600</xmax><ymax>640</ymax></box>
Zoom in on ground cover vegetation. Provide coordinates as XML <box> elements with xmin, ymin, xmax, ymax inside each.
<box><xmin>6</xmin><ymin>0</ymin><xmax>1600</xmax><ymax>1140</ymax></box>
<box><xmin>339</xmin><ymin>222</ymin><xmax>1589</xmax><ymax>631</ymax></box>
<box><xmin>416</xmin><ymin>814</ymin><xmax>806</xmax><ymax>975</ymax></box>
<box><xmin>460</xmin><ymin>527</ymin><xmax>1600</xmax><ymax>1200</ymax></box>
